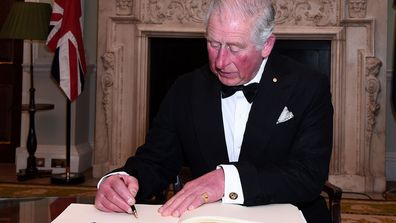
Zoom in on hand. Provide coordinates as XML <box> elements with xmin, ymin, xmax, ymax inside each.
<box><xmin>159</xmin><ymin>168</ymin><xmax>225</xmax><ymax>217</ymax></box>
<box><xmin>95</xmin><ymin>174</ymin><xmax>139</xmax><ymax>214</ymax></box>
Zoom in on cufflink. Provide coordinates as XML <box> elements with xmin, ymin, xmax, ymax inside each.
<box><xmin>229</xmin><ymin>192</ymin><xmax>238</xmax><ymax>200</ymax></box>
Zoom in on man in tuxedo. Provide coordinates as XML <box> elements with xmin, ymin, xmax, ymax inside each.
<box><xmin>95</xmin><ymin>0</ymin><xmax>333</xmax><ymax>222</ymax></box>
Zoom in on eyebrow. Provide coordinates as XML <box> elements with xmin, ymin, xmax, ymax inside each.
<box><xmin>206</xmin><ymin>38</ymin><xmax>244</xmax><ymax>47</ymax></box>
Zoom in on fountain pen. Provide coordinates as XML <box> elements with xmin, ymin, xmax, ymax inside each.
<box><xmin>131</xmin><ymin>204</ymin><xmax>138</xmax><ymax>218</ymax></box>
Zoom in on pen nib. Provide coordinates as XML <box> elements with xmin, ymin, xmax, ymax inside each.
<box><xmin>131</xmin><ymin>205</ymin><xmax>138</xmax><ymax>218</ymax></box>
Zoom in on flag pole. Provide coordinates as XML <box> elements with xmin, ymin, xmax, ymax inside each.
<box><xmin>66</xmin><ymin>98</ymin><xmax>71</xmax><ymax>177</ymax></box>
<box><xmin>51</xmin><ymin>98</ymin><xmax>85</xmax><ymax>184</ymax></box>
<box><xmin>46</xmin><ymin>0</ymin><xmax>87</xmax><ymax>184</ymax></box>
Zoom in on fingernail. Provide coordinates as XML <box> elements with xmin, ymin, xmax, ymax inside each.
<box><xmin>127</xmin><ymin>207</ymin><xmax>132</xmax><ymax>214</ymax></box>
<box><xmin>161</xmin><ymin>210</ymin><xmax>169</xmax><ymax>216</ymax></box>
<box><xmin>188</xmin><ymin>205</ymin><xmax>194</xmax><ymax>210</ymax></box>
<box><xmin>172</xmin><ymin>210</ymin><xmax>180</xmax><ymax>217</ymax></box>
<box><xmin>127</xmin><ymin>198</ymin><xmax>134</xmax><ymax>206</ymax></box>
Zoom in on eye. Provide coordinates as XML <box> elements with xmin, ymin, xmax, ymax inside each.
<box><xmin>208</xmin><ymin>40</ymin><xmax>221</xmax><ymax>49</ymax></box>
<box><xmin>227</xmin><ymin>44</ymin><xmax>242</xmax><ymax>53</ymax></box>
<box><xmin>228</xmin><ymin>45</ymin><xmax>241</xmax><ymax>53</ymax></box>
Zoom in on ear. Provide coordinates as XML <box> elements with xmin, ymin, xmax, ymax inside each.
<box><xmin>261</xmin><ymin>34</ymin><xmax>276</xmax><ymax>58</ymax></box>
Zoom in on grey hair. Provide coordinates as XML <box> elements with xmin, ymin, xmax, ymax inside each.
<box><xmin>205</xmin><ymin>0</ymin><xmax>275</xmax><ymax>50</ymax></box>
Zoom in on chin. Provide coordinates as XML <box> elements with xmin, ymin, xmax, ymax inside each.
<box><xmin>219</xmin><ymin>78</ymin><xmax>240</xmax><ymax>86</ymax></box>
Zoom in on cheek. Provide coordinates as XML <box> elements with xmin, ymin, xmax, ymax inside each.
<box><xmin>207</xmin><ymin>50</ymin><xmax>216</xmax><ymax>62</ymax></box>
<box><xmin>207</xmin><ymin>49</ymin><xmax>217</xmax><ymax>64</ymax></box>
<box><xmin>235</xmin><ymin>55</ymin><xmax>262</xmax><ymax>78</ymax></box>
<box><xmin>238</xmin><ymin>55</ymin><xmax>249</xmax><ymax>64</ymax></box>
<box><xmin>207</xmin><ymin>49</ymin><xmax>218</xmax><ymax>75</ymax></box>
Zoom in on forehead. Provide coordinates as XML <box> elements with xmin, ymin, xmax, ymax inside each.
<box><xmin>206</xmin><ymin>12</ymin><xmax>252</xmax><ymax>43</ymax></box>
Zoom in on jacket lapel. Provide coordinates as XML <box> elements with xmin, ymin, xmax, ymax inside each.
<box><xmin>191</xmin><ymin>68</ymin><xmax>230</xmax><ymax>167</ymax></box>
<box><xmin>239</xmin><ymin>53</ymin><xmax>297</xmax><ymax>161</ymax></box>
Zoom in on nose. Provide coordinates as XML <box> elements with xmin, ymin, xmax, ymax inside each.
<box><xmin>215</xmin><ymin>47</ymin><xmax>230</xmax><ymax>70</ymax></box>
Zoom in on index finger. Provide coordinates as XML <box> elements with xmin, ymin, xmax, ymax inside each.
<box><xmin>96</xmin><ymin>175</ymin><xmax>133</xmax><ymax>213</ymax></box>
<box><xmin>119</xmin><ymin>175</ymin><xmax>139</xmax><ymax>203</ymax></box>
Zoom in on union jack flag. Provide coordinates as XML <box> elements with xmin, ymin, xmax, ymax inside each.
<box><xmin>46</xmin><ymin>0</ymin><xmax>86</xmax><ymax>101</ymax></box>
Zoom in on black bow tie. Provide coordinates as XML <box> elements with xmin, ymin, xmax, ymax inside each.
<box><xmin>220</xmin><ymin>82</ymin><xmax>259</xmax><ymax>103</ymax></box>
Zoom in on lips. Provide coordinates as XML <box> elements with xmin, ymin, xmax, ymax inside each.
<box><xmin>217</xmin><ymin>70</ymin><xmax>235</xmax><ymax>77</ymax></box>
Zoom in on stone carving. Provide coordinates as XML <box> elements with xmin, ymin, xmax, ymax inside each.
<box><xmin>365</xmin><ymin>57</ymin><xmax>381</xmax><ymax>149</ymax></box>
<box><xmin>273</xmin><ymin>0</ymin><xmax>337</xmax><ymax>26</ymax></box>
<box><xmin>142</xmin><ymin>0</ymin><xmax>337</xmax><ymax>26</ymax></box>
<box><xmin>143</xmin><ymin>0</ymin><xmax>209</xmax><ymax>24</ymax></box>
<box><xmin>116</xmin><ymin>0</ymin><xmax>133</xmax><ymax>16</ymax></box>
<box><xmin>348</xmin><ymin>0</ymin><xmax>367</xmax><ymax>18</ymax></box>
<box><xmin>101</xmin><ymin>52</ymin><xmax>115</xmax><ymax>150</ymax></box>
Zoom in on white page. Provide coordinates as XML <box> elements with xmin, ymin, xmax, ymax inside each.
<box><xmin>179</xmin><ymin>203</ymin><xmax>307</xmax><ymax>223</ymax></box>
<box><xmin>52</xmin><ymin>203</ymin><xmax>177</xmax><ymax>223</ymax></box>
<box><xmin>52</xmin><ymin>203</ymin><xmax>306</xmax><ymax>223</ymax></box>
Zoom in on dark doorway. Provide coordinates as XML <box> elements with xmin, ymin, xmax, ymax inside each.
<box><xmin>148</xmin><ymin>38</ymin><xmax>331</xmax><ymax>125</ymax></box>
<box><xmin>148</xmin><ymin>37</ymin><xmax>208</xmax><ymax>125</ymax></box>
<box><xmin>273</xmin><ymin>39</ymin><xmax>331</xmax><ymax>77</ymax></box>
<box><xmin>0</xmin><ymin>0</ymin><xmax>23</xmax><ymax>163</ymax></box>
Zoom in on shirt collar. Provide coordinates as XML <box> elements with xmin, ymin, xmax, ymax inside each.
<box><xmin>246</xmin><ymin>58</ymin><xmax>268</xmax><ymax>85</ymax></box>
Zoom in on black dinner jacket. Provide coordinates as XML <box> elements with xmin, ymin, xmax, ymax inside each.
<box><xmin>119</xmin><ymin>51</ymin><xmax>333</xmax><ymax>223</ymax></box>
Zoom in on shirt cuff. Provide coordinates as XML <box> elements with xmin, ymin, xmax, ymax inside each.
<box><xmin>217</xmin><ymin>164</ymin><xmax>244</xmax><ymax>204</ymax></box>
<box><xmin>96</xmin><ymin>171</ymin><xmax>129</xmax><ymax>189</ymax></box>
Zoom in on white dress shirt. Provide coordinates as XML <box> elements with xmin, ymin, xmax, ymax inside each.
<box><xmin>219</xmin><ymin>58</ymin><xmax>267</xmax><ymax>204</ymax></box>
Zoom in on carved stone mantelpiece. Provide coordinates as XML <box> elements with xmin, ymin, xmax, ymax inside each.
<box><xmin>142</xmin><ymin>0</ymin><xmax>209</xmax><ymax>24</ymax></box>
<box><xmin>95</xmin><ymin>0</ymin><xmax>388</xmax><ymax>193</ymax></box>
<box><xmin>274</xmin><ymin>0</ymin><xmax>338</xmax><ymax>26</ymax></box>
<box><xmin>116</xmin><ymin>0</ymin><xmax>134</xmax><ymax>15</ymax></box>
<box><xmin>348</xmin><ymin>0</ymin><xmax>367</xmax><ymax>18</ymax></box>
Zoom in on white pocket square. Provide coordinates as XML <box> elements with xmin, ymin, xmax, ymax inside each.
<box><xmin>276</xmin><ymin>106</ymin><xmax>294</xmax><ymax>124</ymax></box>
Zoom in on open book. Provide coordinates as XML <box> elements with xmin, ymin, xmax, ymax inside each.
<box><xmin>52</xmin><ymin>202</ymin><xmax>306</xmax><ymax>223</ymax></box>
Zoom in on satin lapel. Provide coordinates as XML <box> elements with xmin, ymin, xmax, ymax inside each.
<box><xmin>239</xmin><ymin>53</ymin><xmax>297</xmax><ymax>161</ymax></box>
<box><xmin>191</xmin><ymin>69</ymin><xmax>229</xmax><ymax>166</ymax></box>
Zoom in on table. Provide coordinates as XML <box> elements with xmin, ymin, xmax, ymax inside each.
<box><xmin>0</xmin><ymin>196</ymin><xmax>94</xmax><ymax>223</ymax></box>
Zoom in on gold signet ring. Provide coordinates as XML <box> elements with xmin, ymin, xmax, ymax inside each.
<box><xmin>201</xmin><ymin>192</ymin><xmax>209</xmax><ymax>203</ymax></box>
